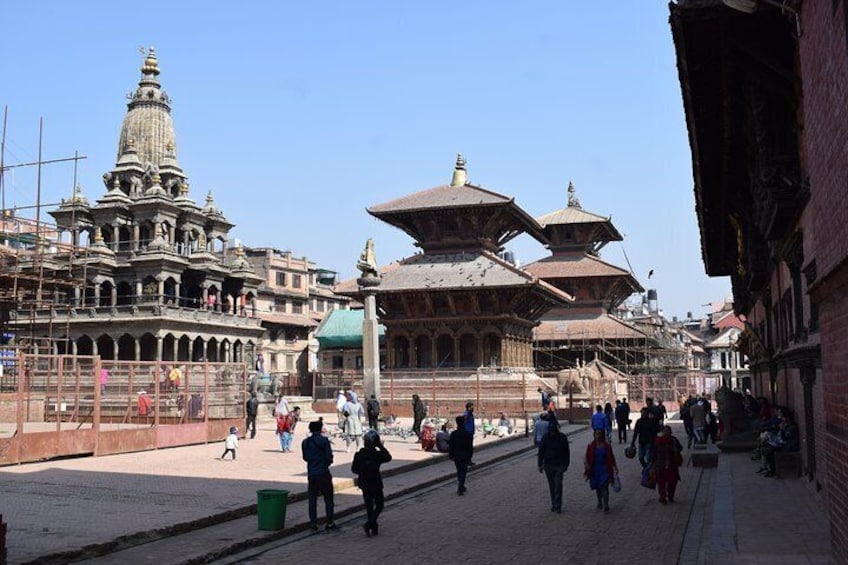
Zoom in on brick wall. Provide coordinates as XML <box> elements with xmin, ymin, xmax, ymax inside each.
<box><xmin>800</xmin><ymin>2</ymin><xmax>848</xmax><ymax>560</ymax></box>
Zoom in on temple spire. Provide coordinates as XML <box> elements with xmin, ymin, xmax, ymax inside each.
<box><xmin>450</xmin><ymin>153</ymin><xmax>467</xmax><ymax>187</ymax></box>
<box><xmin>141</xmin><ymin>46</ymin><xmax>160</xmax><ymax>78</ymax></box>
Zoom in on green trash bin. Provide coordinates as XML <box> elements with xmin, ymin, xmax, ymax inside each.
<box><xmin>257</xmin><ymin>489</ymin><xmax>289</xmax><ymax>531</ymax></box>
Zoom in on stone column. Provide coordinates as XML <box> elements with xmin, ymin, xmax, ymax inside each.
<box><xmin>134</xmin><ymin>339</ymin><xmax>141</xmax><ymax>361</ymax></box>
<box><xmin>201</xmin><ymin>284</ymin><xmax>209</xmax><ymax>309</ymax></box>
<box><xmin>358</xmin><ymin>275</ymin><xmax>382</xmax><ymax>401</ymax></box>
<box><xmin>135</xmin><ymin>280</ymin><xmax>143</xmax><ymax>304</ymax></box>
<box><xmin>156</xmin><ymin>276</ymin><xmax>165</xmax><ymax>305</ymax></box>
<box><xmin>155</xmin><ymin>336</ymin><xmax>163</xmax><ymax>362</ymax></box>
<box><xmin>174</xmin><ymin>281</ymin><xmax>181</xmax><ymax>306</ymax></box>
<box><xmin>224</xmin><ymin>341</ymin><xmax>231</xmax><ymax>363</ymax></box>
<box><xmin>173</xmin><ymin>338</ymin><xmax>179</xmax><ymax>362</ymax></box>
<box><xmin>112</xmin><ymin>225</ymin><xmax>119</xmax><ymax>251</ymax></box>
<box><xmin>132</xmin><ymin>223</ymin><xmax>140</xmax><ymax>251</ymax></box>
<box><xmin>110</xmin><ymin>285</ymin><xmax>117</xmax><ymax>307</ymax></box>
<box><xmin>93</xmin><ymin>284</ymin><xmax>101</xmax><ymax>307</ymax></box>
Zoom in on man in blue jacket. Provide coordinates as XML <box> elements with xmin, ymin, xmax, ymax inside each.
<box><xmin>538</xmin><ymin>423</ymin><xmax>571</xmax><ymax>514</ymax></box>
<box><xmin>302</xmin><ymin>420</ymin><xmax>339</xmax><ymax>532</ymax></box>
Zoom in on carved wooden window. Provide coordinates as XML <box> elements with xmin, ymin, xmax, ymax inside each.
<box><xmin>275</xmin><ymin>272</ymin><xmax>287</xmax><ymax>287</ymax></box>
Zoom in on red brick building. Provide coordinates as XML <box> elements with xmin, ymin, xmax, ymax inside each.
<box><xmin>671</xmin><ymin>0</ymin><xmax>848</xmax><ymax>558</ymax></box>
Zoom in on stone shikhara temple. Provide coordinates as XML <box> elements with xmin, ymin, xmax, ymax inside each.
<box><xmin>19</xmin><ymin>48</ymin><xmax>264</xmax><ymax>362</ymax></box>
<box><xmin>339</xmin><ymin>156</ymin><xmax>574</xmax><ymax>394</ymax></box>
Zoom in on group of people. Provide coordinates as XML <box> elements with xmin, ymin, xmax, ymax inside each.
<box><xmin>679</xmin><ymin>394</ymin><xmax>718</xmax><ymax>448</ymax></box>
<box><xmin>753</xmin><ymin>406</ymin><xmax>800</xmax><ymax>477</ymax></box>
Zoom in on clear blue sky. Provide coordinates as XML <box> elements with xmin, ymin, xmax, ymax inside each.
<box><xmin>1</xmin><ymin>1</ymin><xmax>730</xmax><ymax>320</ymax></box>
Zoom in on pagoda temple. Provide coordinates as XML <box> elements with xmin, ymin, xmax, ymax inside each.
<box><xmin>525</xmin><ymin>182</ymin><xmax>646</xmax><ymax>372</ymax></box>
<box><xmin>338</xmin><ymin>156</ymin><xmax>573</xmax><ymax>372</ymax></box>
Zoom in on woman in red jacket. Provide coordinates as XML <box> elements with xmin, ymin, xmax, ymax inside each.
<box><xmin>584</xmin><ymin>429</ymin><xmax>618</xmax><ymax>513</ymax></box>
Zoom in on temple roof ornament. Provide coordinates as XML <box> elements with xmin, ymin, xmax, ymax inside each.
<box><xmin>114</xmin><ymin>47</ymin><xmax>180</xmax><ymax>180</ymax></box>
<box><xmin>230</xmin><ymin>243</ymin><xmax>253</xmax><ymax>271</ymax></box>
<box><xmin>356</xmin><ymin>238</ymin><xmax>380</xmax><ymax>280</ymax></box>
<box><xmin>203</xmin><ymin>191</ymin><xmax>223</xmax><ymax>216</ymax></box>
<box><xmin>567</xmin><ymin>181</ymin><xmax>582</xmax><ymax>209</ymax></box>
<box><xmin>141</xmin><ymin>46</ymin><xmax>160</xmax><ymax>77</ymax></box>
<box><xmin>450</xmin><ymin>153</ymin><xmax>468</xmax><ymax>187</ymax></box>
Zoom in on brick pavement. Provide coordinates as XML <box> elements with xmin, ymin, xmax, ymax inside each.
<box><xmin>1</xmin><ymin>420</ymin><xmax>834</xmax><ymax>564</ymax></box>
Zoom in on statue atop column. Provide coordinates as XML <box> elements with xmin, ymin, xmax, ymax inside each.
<box><xmin>356</xmin><ymin>238</ymin><xmax>381</xmax><ymax>287</ymax></box>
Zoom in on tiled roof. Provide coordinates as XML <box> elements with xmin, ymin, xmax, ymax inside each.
<box><xmin>534</xmin><ymin>313</ymin><xmax>648</xmax><ymax>341</ymax></box>
<box><xmin>537</xmin><ymin>206</ymin><xmax>610</xmax><ymax>227</ymax></box>
<box><xmin>524</xmin><ymin>255</ymin><xmax>632</xmax><ymax>279</ymax></box>
<box><xmin>368</xmin><ymin>184</ymin><xmax>512</xmax><ymax>214</ymax></box>
<box><xmin>258</xmin><ymin>312</ymin><xmax>318</xmax><ymax>327</ymax></box>
<box><xmin>713</xmin><ymin>310</ymin><xmax>744</xmax><ymax>330</ymax></box>
<box><xmin>334</xmin><ymin>251</ymin><xmax>573</xmax><ymax>304</ymax></box>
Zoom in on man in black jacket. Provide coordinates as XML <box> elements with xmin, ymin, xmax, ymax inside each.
<box><xmin>351</xmin><ymin>430</ymin><xmax>392</xmax><ymax>536</ymax></box>
<box><xmin>246</xmin><ymin>392</ymin><xmax>259</xmax><ymax>439</ymax></box>
<box><xmin>449</xmin><ymin>415</ymin><xmax>474</xmax><ymax>495</ymax></box>
<box><xmin>537</xmin><ymin>423</ymin><xmax>571</xmax><ymax>513</ymax></box>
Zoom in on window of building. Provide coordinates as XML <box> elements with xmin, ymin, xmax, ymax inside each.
<box><xmin>316</xmin><ymin>299</ymin><xmax>325</xmax><ymax>312</ymax></box>
<box><xmin>274</xmin><ymin>298</ymin><xmax>287</xmax><ymax>312</ymax></box>
<box><xmin>332</xmin><ymin>355</ymin><xmax>344</xmax><ymax>369</ymax></box>
<box><xmin>275</xmin><ymin>272</ymin><xmax>287</xmax><ymax>287</ymax></box>
<box><xmin>292</xmin><ymin>301</ymin><xmax>303</xmax><ymax>314</ymax></box>
<box><xmin>292</xmin><ymin>274</ymin><xmax>302</xmax><ymax>288</ymax></box>
<box><xmin>286</xmin><ymin>355</ymin><xmax>295</xmax><ymax>370</ymax></box>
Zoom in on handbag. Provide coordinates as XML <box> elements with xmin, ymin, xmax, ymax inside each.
<box><xmin>640</xmin><ymin>466</ymin><xmax>656</xmax><ymax>490</ymax></box>
<box><xmin>611</xmin><ymin>473</ymin><xmax>622</xmax><ymax>493</ymax></box>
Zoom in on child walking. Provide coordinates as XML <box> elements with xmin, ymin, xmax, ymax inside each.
<box><xmin>221</xmin><ymin>426</ymin><xmax>239</xmax><ymax>460</ymax></box>
<box><xmin>351</xmin><ymin>430</ymin><xmax>392</xmax><ymax>536</ymax></box>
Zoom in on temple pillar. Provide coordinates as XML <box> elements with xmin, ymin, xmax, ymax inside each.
<box><xmin>110</xmin><ymin>286</ymin><xmax>117</xmax><ymax>307</ymax></box>
<box><xmin>132</xmin><ymin>223</ymin><xmax>140</xmax><ymax>251</ymax></box>
<box><xmin>134</xmin><ymin>339</ymin><xmax>140</xmax><ymax>361</ymax></box>
<box><xmin>156</xmin><ymin>336</ymin><xmax>163</xmax><ymax>362</ymax></box>
<box><xmin>156</xmin><ymin>276</ymin><xmax>165</xmax><ymax>305</ymax></box>
<box><xmin>135</xmin><ymin>280</ymin><xmax>142</xmax><ymax>304</ymax></box>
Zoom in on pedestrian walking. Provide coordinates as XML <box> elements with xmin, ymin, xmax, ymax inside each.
<box><xmin>246</xmin><ymin>391</ymin><xmax>259</xmax><ymax>439</ymax></box>
<box><xmin>412</xmin><ymin>394</ymin><xmax>426</xmax><ymax>441</ymax></box>
<box><xmin>537</xmin><ymin>422</ymin><xmax>571</xmax><ymax>514</ymax></box>
<box><xmin>351</xmin><ymin>429</ymin><xmax>392</xmax><ymax>537</ymax></box>
<box><xmin>276</xmin><ymin>406</ymin><xmax>301</xmax><ymax>452</ymax></box>
<box><xmin>302</xmin><ymin>420</ymin><xmax>339</xmax><ymax>532</ymax></box>
<box><xmin>584</xmin><ymin>429</ymin><xmax>618</xmax><ymax>513</ymax></box>
<box><xmin>654</xmin><ymin>425</ymin><xmax>683</xmax><ymax>504</ymax></box>
<box><xmin>336</xmin><ymin>390</ymin><xmax>347</xmax><ymax>427</ymax></box>
<box><xmin>449</xmin><ymin>415</ymin><xmax>474</xmax><ymax>495</ymax></box>
<box><xmin>614</xmin><ymin>400</ymin><xmax>628</xmax><ymax>444</ymax></box>
<box><xmin>631</xmin><ymin>407</ymin><xmax>659</xmax><ymax>468</ymax></box>
<box><xmin>366</xmin><ymin>394</ymin><xmax>381</xmax><ymax>430</ymax></box>
<box><xmin>220</xmin><ymin>426</ymin><xmax>239</xmax><ymax>460</ymax></box>
<box><xmin>343</xmin><ymin>393</ymin><xmax>365</xmax><ymax>452</ymax></box>
<box><xmin>603</xmin><ymin>402</ymin><xmax>614</xmax><ymax>443</ymax></box>
<box><xmin>534</xmin><ymin>412</ymin><xmax>551</xmax><ymax>447</ymax></box>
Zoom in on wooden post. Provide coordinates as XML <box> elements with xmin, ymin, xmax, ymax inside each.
<box><xmin>93</xmin><ymin>356</ymin><xmax>101</xmax><ymax>456</ymax></box>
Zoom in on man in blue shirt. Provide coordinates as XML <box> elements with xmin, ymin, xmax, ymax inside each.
<box><xmin>591</xmin><ymin>405</ymin><xmax>607</xmax><ymax>434</ymax></box>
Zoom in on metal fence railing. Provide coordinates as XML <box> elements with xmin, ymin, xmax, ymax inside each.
<box><xmin>0</xmin><ymin>354</ymin><xmax>247</xmax><ymax>465</ymax></box>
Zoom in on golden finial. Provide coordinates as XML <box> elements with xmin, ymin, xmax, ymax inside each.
<box><xmin>165</xmin><ymin>140</ymin><xmax>175</xmax><ymax>155</ymax></box>
<box><xmin>450</xmin><ymin>153</ymin><xmax>468</xmax><ymax>187</ymax></box>
<box><xmin>94</xmin><ymin>226</ymin><xmax>103</xmax><ymax>243</ymax></box>
<box><xmin>152</xmin><ymin>171</ymin><xmax>162</xmax><ymax>186</ymax></box>
<box><xmin>206</xmin><ymin>191</ymin><xmax>214</xmax><ymax>205</ymax></box>
<box><xmin>236</xmin><ymin>243</ymin><xmax>245</xmax><ymax>258</ymax></box>
<box><xmin>141</xmin><ymin>46</ymin><xmax>160</xmax><ymax>76</ymax></box>
<box><xmin>179</xmin><ymin>180</ymin><xmax>189</xmax><ymax>195</ymax></box>
<box><xmin>112</xmin><ymin>176</ymin><xmax>121</xmax><ymax>191</ymax></box>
